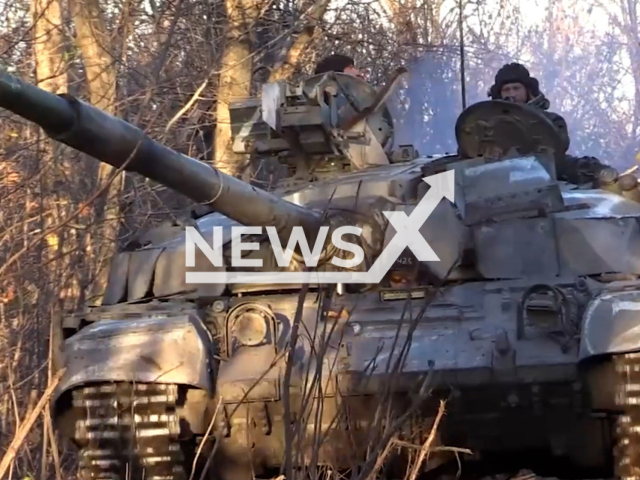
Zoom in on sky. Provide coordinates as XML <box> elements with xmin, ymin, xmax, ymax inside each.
<box><xmin>367</xmin><ymin>0</ymin><xmax>633</xmax><ymax>94</ymax></box>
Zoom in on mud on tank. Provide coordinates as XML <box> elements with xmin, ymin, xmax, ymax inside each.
<box><xmin>3</xmin><ymin>67</ymin><xmax>640</xmax><ymax>480</ymax></box>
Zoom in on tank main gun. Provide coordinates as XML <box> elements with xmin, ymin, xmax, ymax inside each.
<box><xmin>0</xmin><ymin>68</ymin><xmax>324</xmax><ymax>245</ymax></box>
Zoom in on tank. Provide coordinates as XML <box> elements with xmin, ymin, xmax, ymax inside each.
<box><xmin>3</xmin><ymin>67</ymin><xmax>640</xmax><ymax>480</ymax></box>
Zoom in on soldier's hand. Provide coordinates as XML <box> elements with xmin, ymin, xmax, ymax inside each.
<box><xmin>618</xmin><ymin>173</ymin><xmax>639</xmax><ymax>192</ymax></box>
<box><xmin>596</xmin><ymin>165</ymin><xmax>619</xmax><ymax>184</ymax></box>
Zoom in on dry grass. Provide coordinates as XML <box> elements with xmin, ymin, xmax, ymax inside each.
<box><xmin>0</xmin><ymin>369</ymin><xmax>65</xmax><ymax>479</ymax></box>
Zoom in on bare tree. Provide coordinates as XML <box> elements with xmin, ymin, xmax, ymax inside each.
<box><xmin>213</xmin><ymin>0</ymin><xmax>265</xmax><ymax>176</ymax></box>
<box><xmin>69</xmin><ymin>0</ymin><xmax>121</xmax><ymax>301</ymax></box>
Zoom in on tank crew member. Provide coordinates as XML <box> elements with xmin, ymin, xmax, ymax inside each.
<box><xmin>488</xmin><ymin>62</ymin><xmax>615</xmax><ymax>186</ymax></box>
<box><xmin>314</xmin><ymin>53</ymin><xmax>396</xmax><ymax>153</ymax></box>
<box><xmin>314</xmin><ymin>54</ymin><xmax>365</xmax><ymax>80</ymax></box>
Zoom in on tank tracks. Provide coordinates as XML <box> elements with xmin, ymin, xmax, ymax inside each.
<box><xmin>72</xmin><ymin>382</ymin><xmax>189</xmax><ymax>480</ymax></box>
<box><xmin>614</xmin><ymin>351</ymin><xmax>640</xmax><ymax>480</ymax></box>
<box><xmin>66</xmin><ymin>354</ymin><xmax>640</xmax><ymax>480</ymax></box>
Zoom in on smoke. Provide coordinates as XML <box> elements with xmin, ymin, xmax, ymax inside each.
<box><xmin>385</xmin><ymin>41</ymin><xmax>639</xmax><ymax>170</ymax></box>
<box><xmin>387</xmin><ymin>54</ymin><xmax>469</xmax><ymax>156</ymax></box>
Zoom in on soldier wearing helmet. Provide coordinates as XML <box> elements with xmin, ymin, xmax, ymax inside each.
<box><xmin>489</xmin><ymin>62</ymin><xmax>542</xmax><ymax>104</ymax></box>
<box><xmin>488</xmin><ymin>62</ymin><xmax>569</xmax><ymax>152</ymax></box>
<box><xmin>488</xmin><ymin>62</ymin><xmax>616</xmax><ymax>186</ymax></box>
<box><xmin>313</xmin><ymin>53</ymin><xmax>395</xmax><ymax>152</ymax></box>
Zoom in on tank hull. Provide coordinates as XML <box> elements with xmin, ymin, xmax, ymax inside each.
<box><xmin>53</xmin><ymin>273</ymin><xmax>637</xmax><ymax>480</ymax></box>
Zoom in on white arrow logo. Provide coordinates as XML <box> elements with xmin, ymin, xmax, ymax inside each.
<box><xmin>185</xmin><ymin>170</ymin><xmax>455</xmax><ymax>284</ymax></box>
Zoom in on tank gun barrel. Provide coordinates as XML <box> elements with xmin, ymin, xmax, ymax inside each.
<box><xmin>0</xmin><ymin>69</ymin><xmax>323</xmax><ymax>243</ymax></box>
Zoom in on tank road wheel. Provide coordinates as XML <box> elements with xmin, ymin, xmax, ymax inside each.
<box><xmin>73</xmin><ymin>382</ymin><xmax>189</xmax><ymax>480</ymax></box>
<box><xmin>613</xmin><ymin>352</ymin><xmax>640</xmax><ymax>480</ymax></box>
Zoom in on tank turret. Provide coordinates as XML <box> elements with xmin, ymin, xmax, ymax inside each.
<box><xmin>228</xmin><ymin>68</ymin><xmax>416</xmax><ymax>189</ymax></box>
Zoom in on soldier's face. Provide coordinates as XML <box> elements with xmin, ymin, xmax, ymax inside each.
<box><xmin>344</xmin><ymin>65</ymin><xmax>365</xmax><ymax>80</ymax></box>
<box><xmin>500</xmin><ymin>82</ymin><xmax>528</xmax><ymax>103</ymax></box>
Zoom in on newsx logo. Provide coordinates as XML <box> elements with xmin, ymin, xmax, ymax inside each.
<box><xmin>184</xmin><ymin>170</ymin><xmax>455</xmax><ymax>284</ymax></box>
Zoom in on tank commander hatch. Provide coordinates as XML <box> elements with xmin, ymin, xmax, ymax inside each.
<box><xmin>488</xmin><ymin>62</ymin><xmax>617</xmax><ymax>186</ymax></box>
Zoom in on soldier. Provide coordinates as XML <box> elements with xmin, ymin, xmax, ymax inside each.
<box><xmin>314</xmin><ymin>54</ymin><xmax>365</xmax><ymax>80</ymax></box>
<box><xmin>314</xmin><ymin>53</ymin><xmax>395</xmax><ymax>152</ymax></box>
<box><xmin>488</xmin><ymin>62</ymin><xmax>616</xmax><ymax>186</ymax></box>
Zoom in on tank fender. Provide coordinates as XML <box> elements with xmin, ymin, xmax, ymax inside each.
<box><xmin>52</xmin><ymin>312</ymin><xmax>216</xmax><ymax>408</ymax></box>
<box><xmin>579</xmin><ymin>289</ymin><xmax>640</xmax><ymax>361</ymax></box>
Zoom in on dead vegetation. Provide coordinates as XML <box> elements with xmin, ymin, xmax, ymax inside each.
<box><xmin>0</xmin><ymin>281</ymin><xmax>476</xmax><ymax>480</ymax></box>
<box><xmin>0</xmin><ymin>0</ymin><xmax>639</xmax><ymax>477</ymax></box>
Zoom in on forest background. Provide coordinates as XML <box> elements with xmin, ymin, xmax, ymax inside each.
<box><xmin>0</xmin><ymin>0</ymin><xmax>638</xmax><ymax>476</ymax></box>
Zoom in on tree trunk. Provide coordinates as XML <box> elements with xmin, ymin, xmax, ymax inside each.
<box><xmin>268</xmin><ymin>0</ymin><xmax>331</xmax><ymax>82</ymax></box>
<box><xmin>382</xmin><ymin>0</ymin><xmax>419</xmax><ymax>45</ymax></box>
<box><xmin>213</xmin><ymin>0</ymin><xmax>262</xmax><ymax>177</ymax></box>
<box><xmin>30</xmin><ymin>0</ymin><xmax>69</xmax><ymax>473</ymax></box>
<box><xmin>70</xmin><ymin>0</ymin><xmax>121</xmax><ymax>303</ymax></box>
<box><xmin>31</xmin><ymin>0</ymin><xmax>69</xmax><ymax>304</ymax></box>
<box><xmin>32</xmin><ymin>0</ymin><xmax>67</xmax><ymax>96</ymax></box>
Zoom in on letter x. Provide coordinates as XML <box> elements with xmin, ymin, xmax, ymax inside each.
<box><xmin>362</xmin><ymin>173</ymin><xmax>452</xmax><ymax>282</ymax></box>
<box><xmin>383</xmin><ymin>208</ymin><xmax>439</xmax><ymax>262</ymax></box>
<box><xmin>383</xmin><ymin>181</ymin><xmax>446</xmax><ymax>262</ymax></box>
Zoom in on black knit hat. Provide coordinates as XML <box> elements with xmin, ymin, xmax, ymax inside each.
<box><xmin>314</xmin><ymin>54</ymin><xmax>355</xmax><ymax>75</ymax></box>
<box><xmin>488</xmin><ymin>62</ymin><xmax>541</xmax><ymax>99</ymax></box>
